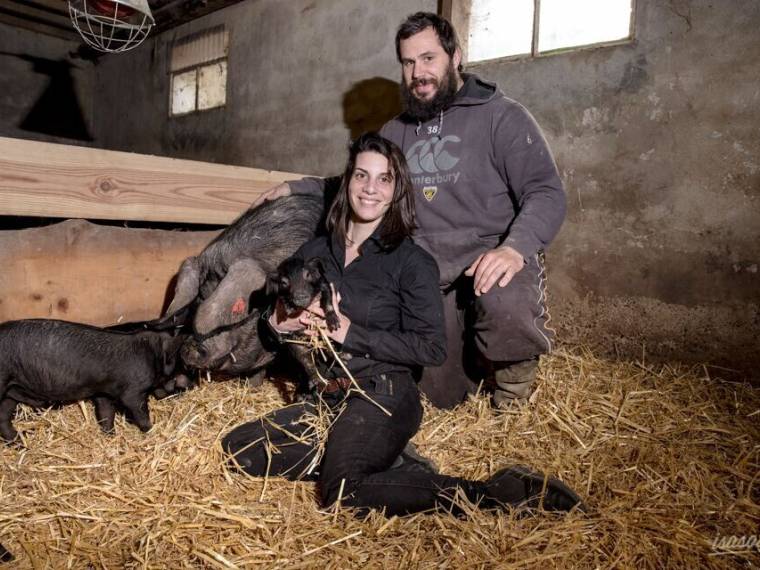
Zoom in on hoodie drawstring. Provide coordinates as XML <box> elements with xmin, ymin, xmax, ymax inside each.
<box><xmin>415</xmin><ymin>110</ymin><xmax>444</xmax><ymax>139</ymax></box>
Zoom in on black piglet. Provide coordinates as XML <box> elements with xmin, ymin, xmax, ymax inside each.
<box><xmin>267</xmin><ymin>257</ymin><xmax>340</xmax><ymax>332</ymax></box>
<box><xmin>267</xmin><ymin>257</ymin><xmax>341</xmax><ymax>396</ymax></box>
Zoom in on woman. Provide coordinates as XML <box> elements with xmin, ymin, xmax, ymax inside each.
<box><xmin>222</xmin><ymin>133</ymin><xmax>583</xmax><ymax>516</ymax></box>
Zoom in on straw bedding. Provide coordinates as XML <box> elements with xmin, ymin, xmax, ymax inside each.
<box><xmin>1</xmin><ymin>346</ymin><xmax>758</xmax><ymax>568</ymax></box>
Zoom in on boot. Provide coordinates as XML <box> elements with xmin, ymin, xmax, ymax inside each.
<box><xmin>484</xmin><ymin>465</ymin><xmax>585</xmax><ymax>512</ymax></box>
<box><xmin>389</xmin><ymin>441</ymin><xmax>439</xmax><ymax>474</ymax></box>
<box><xmin>0</xmin><ymin>542</ymin><xmax>13</xmax><ymax>563</ymax></box>
<box><xmin>493</xmin><ymin>358</ymin><xmax>538</xmax><ymax>406</ymax></box>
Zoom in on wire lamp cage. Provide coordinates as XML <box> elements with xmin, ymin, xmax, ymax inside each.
<box><xmin>68</xmin><ymin>0</ymin><xmax>155</xmax><ymax>53</ymax></box>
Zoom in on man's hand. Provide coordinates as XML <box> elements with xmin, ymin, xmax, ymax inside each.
<box><xmin>464</xmin><ymin>245</ymin><xmax>525</xmax><ymax>296</ymax></box>
<box><xmin>252</xmin><ymin>182</ymin><xmax>291</xmax><ymax>208</ymax></box>
<box><xmin>299</xmin><ymin>285</ymin><xmax>351</xmax><ymax>344</ymax></box>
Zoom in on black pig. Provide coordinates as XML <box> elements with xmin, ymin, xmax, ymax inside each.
<box><xmin>0</xmin><ymin>319</ymin><xmax>184</xmax><ymax>443</ymax></box>
<box><xmin>158</xmin><ymin>194</ymin><xmax>328</xmax><ymax>377</ymax></box>
<box><xmin>266</xmin><ymin>257</ymin><xmax>340</xmax><ymax>395</ymax></box>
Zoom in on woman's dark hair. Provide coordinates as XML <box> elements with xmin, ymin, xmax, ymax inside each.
<box><xmin>395</xmin><ymin>11</ymin><xmax>463</xmax><ymax>73</ymax></box>
<box><xmin>326</xmin><ymin>132</ymin><xmax>416</xmax><ymax>250</ymax></box>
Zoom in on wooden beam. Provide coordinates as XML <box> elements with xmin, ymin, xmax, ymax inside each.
<box><xmin>9</xmin><ymin>0</ymin><xmax>69</xmax><ymax>19</ymax></box>
<box><xmin>152</xmin><ymin>0</ymin><xmax>247</xmax><ymax>34</ymax></box>
<box><xmin>0</xmin><ymin>137</ymin><xmax>311</xmax><ymax>225</ymax></box>
<box><xmin>0</xmin><ymin>10</ymin><xmax>80</xmax><ymax>41</ymax></box>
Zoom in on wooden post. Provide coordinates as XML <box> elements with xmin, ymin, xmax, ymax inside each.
<box><xmin>440</xmin><ymin>0</ymin><xmax>471</xmax><ymax>65</ymax></box>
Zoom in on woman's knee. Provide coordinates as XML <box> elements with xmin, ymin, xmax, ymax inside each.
<box><xmin>221</xmin><ymin>422</ymin><xmax>268</xmax><ymax>474</ymax></box>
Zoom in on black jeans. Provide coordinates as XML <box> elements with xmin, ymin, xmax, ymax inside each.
<box><xmin>222</xmin><ymin>373</ymin><xmax>488</xmax><ymax>517</ymax></box>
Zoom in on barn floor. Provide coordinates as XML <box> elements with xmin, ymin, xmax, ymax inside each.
<box><xmin>0</xmin><ymin>345</ymin><xmax>758</xmax><ymax>569</ymax></box>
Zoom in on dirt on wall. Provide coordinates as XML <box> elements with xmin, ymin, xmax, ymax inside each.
<box><xmin>553</xmin><ymin>294</ymin><xmax>759</xmax><ymax>384</ymax></box>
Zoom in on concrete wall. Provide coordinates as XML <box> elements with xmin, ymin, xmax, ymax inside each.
<box><xmin>92</xmin><ymin>0</ymin><xmax>434</xmax><ymax>173</ymax></box>
<box><xmin>0</xmin><ymin>23</ymin><xmax>95</xmax><ymax>145</ymax></box>
<box><xmin>2</xmin><ymin>1</ymin><xmax>758</xmax><ymax>378</ymax></box>
<box><xmin>479</xmin><ymin>0</ymin><xmax>760</xmax><ymax>375</ymax></box>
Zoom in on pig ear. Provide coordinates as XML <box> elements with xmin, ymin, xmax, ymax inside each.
<box><xmin>161</xmin><ymin>333</ymin><xmax>185</xmax><ymax>376</ymax></box>
<box><xmin>194</xmin><ymin>258</ymin><xmax>266</xmax><ymax>335</ymax></box>
<box><xmin>265</xmin><ymin>272</ymin><xmax>280</xmax><ymax>297</ymax></box>
<box><xmin>165</xmin><ymin>256</ymin><xmax>202</xmax><ymax>318</ymax></box>
<box><xmin>305</xmin><ymin>257</ymin><xmax>326</xmax><ymax>277</ymax></box>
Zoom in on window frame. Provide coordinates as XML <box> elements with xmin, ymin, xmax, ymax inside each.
<box><xmin>441</xmin><ymin>0</ymin><xmax>637</xmax><ymax>66</ymax></box>
<box><xmin>169</xmin><ymin>27</ymin><xmax>229</xmax><ymax>118</ymax></box>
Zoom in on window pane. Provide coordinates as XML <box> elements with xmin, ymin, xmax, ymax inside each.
<box><xmin>468</xmin><ymin>0</ymin><xmax>534</xmax><ymax>62</ymax></box>
<box><xmin>171</xmin><ymin>69</ymin><xmax>197</xmax><ymax>115</ymax></box>
<box><xmin>539</xmin><ymin>0</ymin><xmax>632</xmax><ymax>52</ymax></box>
<box><xmin>198</xmin><ymin>61</ymin><xmax>227</xmax><ymax>110</ymax></box>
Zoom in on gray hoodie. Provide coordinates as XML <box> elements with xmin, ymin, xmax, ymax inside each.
<box><xmin>290</xmin><ymin>73</ymin><xmax>566</xmax><ymax>287</ymax></box>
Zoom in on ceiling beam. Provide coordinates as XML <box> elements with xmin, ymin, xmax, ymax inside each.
<box><xmin>152</xmin><ymin>0</ymin><xmax>248</xmax><ymax>34</ymax></box>
<box><xmin>0</xmin><ymin>9</ymin><xmax>79</xmax><ymax>41</ymax></box>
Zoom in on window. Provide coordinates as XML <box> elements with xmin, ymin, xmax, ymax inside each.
<box><xmin>447</xmin><ymin>0</ymin><xmax>634</xmax><ymax>64</ymax></box>
<box><xmin>170</xmin><ymin>26</ymin><xmax>228</xmax><ymax>116</ymax></box>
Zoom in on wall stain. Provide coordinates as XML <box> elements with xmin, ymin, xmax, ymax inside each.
<box><xmin>618</xmin><ymin>55</ymin><xmax>649</xmax><ymax>94</ymax></box>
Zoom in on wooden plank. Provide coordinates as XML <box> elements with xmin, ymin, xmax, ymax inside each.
<box><xmin>0</xmin><ymin>219</ymin><xmax>219</xmax><ymax>326</ymax></box>
<box><xmin>0</xmin><ymin>137</ymin><xmax>311</xmax><ymax>225</ymax></box>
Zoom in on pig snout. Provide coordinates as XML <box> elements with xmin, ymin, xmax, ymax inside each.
<box><xmin>181</xmin><ymin>338</ymin><xmax>211</xmax><ymax>368</ymax></box>
<box><xmin>180</xmin><ymin>326</ymin><xmax>274</xmax><ymax>376</ymax></box>
<box><xmin>180</xmin><ymin>333</ymin><xmax>239</xmax><ymax>372</ymax></box>
<box><xmin>174</xmin><ymin>374</ymin><xmax>190</xmax><ymax>389</ymax></box>
<box><xmin>153</xmin><ymin>373</ymin><xmax>194</xmax><ymax>400</ymax></box>
<box><xmin>290</xmin><ymin>290</ymin><xmax>314</xmax><ymax>310</ymax></box>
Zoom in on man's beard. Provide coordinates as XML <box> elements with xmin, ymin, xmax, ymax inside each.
<box><xmin>400</xmin><ymin>61</ymin><xmax>460</xmax><ymax>123</ymax></box>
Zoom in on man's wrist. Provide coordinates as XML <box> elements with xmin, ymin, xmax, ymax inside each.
<box><xmin>497</xmin><ymin>243</ymin><xmax>527</xmax><ymax>264</ymax></box>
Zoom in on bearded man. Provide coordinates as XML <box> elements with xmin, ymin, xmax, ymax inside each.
<box><xmin>258</xmin><ymin>12</ymin><xmax>566</xmax><ymax>410</ymax></box>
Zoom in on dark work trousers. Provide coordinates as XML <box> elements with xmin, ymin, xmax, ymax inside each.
<box><xmin>419</xmin><ymin>253</ymin><xmax>554</xmax><ymax>409</ymax></box>
<box><xmin>222</xmin><ymin>373</ymin><xmax>489</xmax><ymax>517</ymax></box>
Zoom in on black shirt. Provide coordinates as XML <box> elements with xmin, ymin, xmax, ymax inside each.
<box><xmin>286</xmin><ymin>232</ymin><xmax>446</xmax><ymax>379</ymax></box>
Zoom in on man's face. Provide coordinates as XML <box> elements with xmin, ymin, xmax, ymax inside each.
<box><xmin>399</xmin><ymin>27</ymin><xmax>462</xmax><ymax>121</ymax></box>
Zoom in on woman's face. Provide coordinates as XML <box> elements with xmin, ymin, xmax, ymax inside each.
<box><xmin>348</xmin><ymin>151</ymin><xmax>395</xmax><ymax>226</ymax></box>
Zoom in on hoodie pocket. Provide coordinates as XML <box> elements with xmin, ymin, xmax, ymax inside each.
<box><xmin>413</xmin><ymin>230</ymin><xmax>495</xmax><ymax>288</ymax></box>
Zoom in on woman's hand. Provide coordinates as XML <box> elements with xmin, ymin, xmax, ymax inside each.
<box><xmin>268</xmin><ymin>299</ymin><xmax>307</xmax><ymax>334</ymax></box>
<box><xmin>299</xmin><ymin>285</ymin><xmax>351</xmax><ymax>344</ymax></box>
